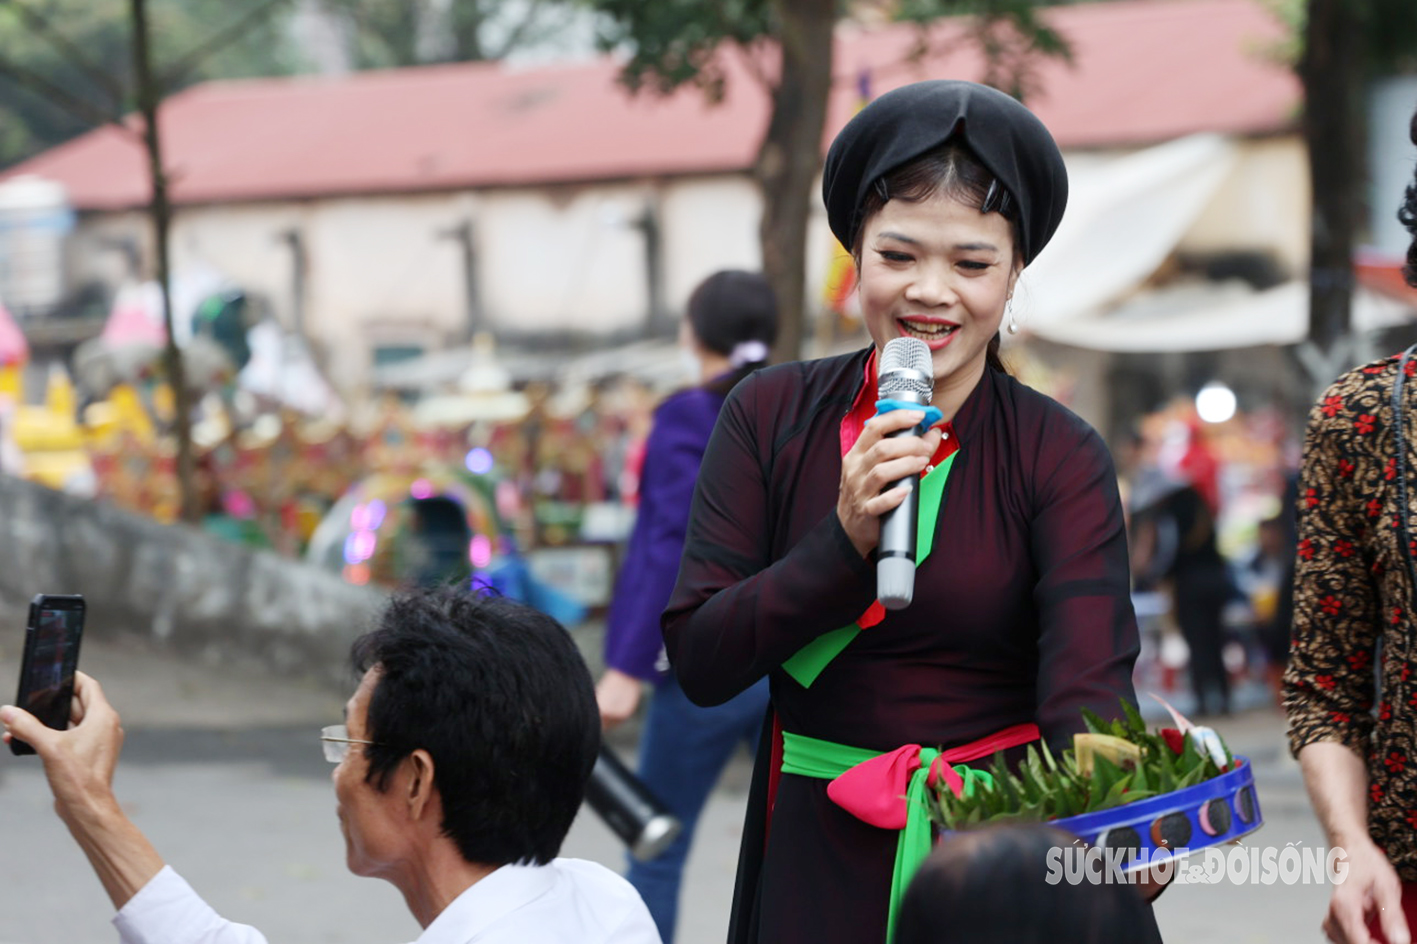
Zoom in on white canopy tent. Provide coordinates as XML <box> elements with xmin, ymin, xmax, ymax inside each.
<box><xmin>1010</xmin><ymin>131</ymin><xmax>1416</xmax><ymax>351</ymax></box>
<box><xmin>1014</xmin><ymin>134</ymin><xmax>1240</xmax><ymax>331</ymax></box>
<box><xmin>1027</xmin><ymin>280</ymin><xmax>1414</xmax><ymax>353</ymax></box>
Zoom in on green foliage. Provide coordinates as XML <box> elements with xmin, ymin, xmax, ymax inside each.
<box><xmin>1362</xmin><ymin>0</ymin><xmax>1417</xmax><ymax>74</ymax></box>
<box><xmin>930</xmin><ymin>701</ymin><xmax>1234</xmax><ymax>831</ymax></box>
<box><xmin>319</xmin><ymin>0</ymin><xmax>584</xmax><ymax>69</ymax></box>
<box><xmin>585</xmin><ymin>0</ymin><xmax>1075</xmax><ymax>101</ymax></box>
<box><xmin>1262</xmin><ymin>0</ymin><xmax>1417</xmax><ymax>73</ymax></box>
<box><xmin>0</xmin><ymin>0</ymin><xmax>298</xmax><ymax>167</ymax></box>
<box><xmin>893</xmin><ymin>0</ymin><xmax>1072</xmax><ymax>103</ymax></box>
<box><xmin>585</xmin><ymin>0</ymin><xmax>778</xmax><ymax>99</ymax></box>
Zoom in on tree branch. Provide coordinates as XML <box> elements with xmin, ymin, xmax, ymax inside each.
<box><xmin>0</xmin><ymin>0</ymin><xmax>127</xmax><ymax>106</ymax></box>
<box><xmin>160</xmin><ymin>0</ymin><xmax>294</xmax><ymax>90</ymax></box>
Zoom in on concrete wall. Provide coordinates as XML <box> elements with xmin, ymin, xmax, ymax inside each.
<box><xmin>0</xmin><ymin>474</ymin><xmax>387</xmax><ymax>689</ymax></box>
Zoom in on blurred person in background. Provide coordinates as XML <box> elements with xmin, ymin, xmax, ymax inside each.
<box><xmin>895</xmin><ymin>825</ymin><xmax>1151</xmax><ymax>944</ymax></box>
<box><xmin>596</xmin><ymin>269</ymin><xmax>778</xmax><ymax>942</ymax></box>
<box><xmin>1241</xmin><ymin>502</ymin><xmax>1296</xmax><ymax>706</ymax></box>
<box><xmin>1285</xmin><ymin>104</ymin><xmax>1417</xmax><ymax>944</ymax></box>
<box><xmin>1130</xmin><ymin>421</ymin><xmax>1235</xmax><ymax>718</ymax></box>
<box><xmin>3</xmin><ymin>589</ymin><xmax>660</xmax><ymax>944</ymax></box>
<box><xmin>1154</xmin><ymin>480</ymin><xmax>1234</xmax><ymax>718</ymax></box>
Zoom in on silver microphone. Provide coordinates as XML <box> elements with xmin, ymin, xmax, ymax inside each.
<box><xmin>876</xmin><ymin>337</ymin><xmax>933</xmax><ymax>609</ymax></box>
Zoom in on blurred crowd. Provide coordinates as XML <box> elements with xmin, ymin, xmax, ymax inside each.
<box><xmin>1118</xmin><ymin>398</ymin><xmax>1298</xmax><ymax>718</ymax></box>
<box><xmin>0</xmin><ymin>313</ymin><xmax>1302</xmax><ymax>716</ymax></box>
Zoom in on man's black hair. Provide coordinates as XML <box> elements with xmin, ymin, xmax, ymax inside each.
<box><xmin>350</xmin><ymin>588</ymin><xmax>599</xmax><ymax>867</ymax></box>
<box><xmin>896</xmin><ymin>825</ymin><xmax>1151</xmax><ymax>944</ymax></box>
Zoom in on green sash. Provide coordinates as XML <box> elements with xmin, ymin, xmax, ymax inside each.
<box><xmin>782</xmin><ymin>452</ymin><xmax>956</xmax><ymax>687</ymax></box>
<box><xmin>779</xmin><ymin>729</ymin><xmax>992</xmax><ymax>944</ymax></box>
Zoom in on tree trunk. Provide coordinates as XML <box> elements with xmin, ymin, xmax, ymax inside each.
<box><xmin>1299</xmin><ymin>0</ymin><xmax>1363</xmax><ymax>357</ymax></box>
<box><xmin>757</xmin><ymin>0</ymin><xmax>836</xmax><ymax>362</ymax></box>
<box><xmin>131</xmin><ymin>0</ymin><xmax>199</xmax><ymax>523</ymax></box>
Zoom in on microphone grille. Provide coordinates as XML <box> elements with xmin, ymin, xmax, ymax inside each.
<box><xmin>878</xmin><ymin>337</ymin><xmax>933</xmax><ymax>403</ymax></box>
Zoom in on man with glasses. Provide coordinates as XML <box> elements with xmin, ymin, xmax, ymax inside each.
<box><xmin>1</xmin><ymin>588</ymin><xmax>660</xmax><ymax>944</ymax></box>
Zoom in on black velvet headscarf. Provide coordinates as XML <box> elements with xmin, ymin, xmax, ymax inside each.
<box><xmin>822</xmin><ymin>80</ymin><xmax>1068</xmax><ymax>265</ymax></box>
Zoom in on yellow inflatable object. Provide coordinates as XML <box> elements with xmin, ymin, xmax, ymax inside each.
<box><xmin>0</xmin><ymin>365</ymin><xmax>21</xmax><ymax>402</ymax></box>
<box><xmin>45</xmin><ymin>368</ymin><xmax>75</xmax><ymax>420</ymax></box>
<box><xmin>22</xmin><ymin>450</ymin><xmax>91</xmax><ymax>491</ymax></box>
<box><xmin>13</xmin><ymin>404</ymin><xmax>82</xmax><ymax>452</ymax></box>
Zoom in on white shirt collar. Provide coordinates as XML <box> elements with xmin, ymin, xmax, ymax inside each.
<box><xmin>415</xmin><ymin>863</ymin><xmax>557</xmax><ymax>944</ymax></box>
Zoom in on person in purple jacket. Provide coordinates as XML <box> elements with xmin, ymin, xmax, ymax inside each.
<box><xmin>596</xmin><ymin>269</ymin><xmax>778</xmax><ymax>942</ymax></box>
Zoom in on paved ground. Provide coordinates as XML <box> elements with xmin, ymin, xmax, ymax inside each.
<box><xmin>0</xmin><ymin>634</ymin><xmax>1337</xmax><ymax>943</ymax></box>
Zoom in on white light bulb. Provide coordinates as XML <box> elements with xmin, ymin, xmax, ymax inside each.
<box><xmin>1196</xmin><ymin>383</ymin><xmax>1237</xmax><ymax>424</ymax></box>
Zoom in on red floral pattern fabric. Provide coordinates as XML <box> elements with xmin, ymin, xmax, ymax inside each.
<box><xmin>1285</xmin><ymin>352</ymin><xmax>1417</xmax><ymax>879</ymax></box>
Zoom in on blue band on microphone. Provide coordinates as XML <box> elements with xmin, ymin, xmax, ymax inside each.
<box><xmin>875</xmin><ymin>399</ymin><xmax>944</xmax><ymax>428</ymax></box>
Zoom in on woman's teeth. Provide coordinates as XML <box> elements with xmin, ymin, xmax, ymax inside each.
<box><xmin>900</xmin><ymin>321</ymin><xmax>958</xmax><ymax>340</ymax></box>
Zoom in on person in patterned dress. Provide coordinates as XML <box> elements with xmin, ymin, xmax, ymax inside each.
<box><xmin>1285</xmin><ymin>105</ymin><xmax>1417</xmax><ymax>944</ymax></box>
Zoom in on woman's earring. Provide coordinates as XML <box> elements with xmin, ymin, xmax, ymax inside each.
<box><xmin>1006</xmin><ymin>302</ymin><xmax>1019</xmax><ymax>335</ymax></box>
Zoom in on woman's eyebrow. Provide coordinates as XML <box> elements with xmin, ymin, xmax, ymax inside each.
<box><xmin>875</xmin><ymin>231</ymin><xmax>1000</xmax><ymax>253</ymax></box>
<box><xmin>874</xmin><ymin>230</ymin><xmax>920</xmax><ymax>245</ymax></box>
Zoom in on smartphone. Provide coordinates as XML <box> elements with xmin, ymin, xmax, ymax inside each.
<box><xmin>9</xmin><ymin>594</ymin><xmax>85</xmax><ymax>756</ymax></box>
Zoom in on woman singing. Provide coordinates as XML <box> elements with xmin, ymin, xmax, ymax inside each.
<box><xmin>663</xmin><ymin>81</ymin><xmax>1149</xmax><ymax>943</ymax></box>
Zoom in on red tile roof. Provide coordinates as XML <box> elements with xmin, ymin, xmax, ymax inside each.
<box><xmin>5</xmin><ymin>0</ymin><xmax>1297</xmax><ymax>210</ymax></box>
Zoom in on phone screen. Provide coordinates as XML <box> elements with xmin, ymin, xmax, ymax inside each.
<box><xmin>11</xmin><ymin>596</ymin><xmax>84</xmax><ymax>754</ymax></box>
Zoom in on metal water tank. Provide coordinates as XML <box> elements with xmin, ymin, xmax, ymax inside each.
<box><xmin>0</xmin><ymin>175</ymin><xmax>74</xmax><ymax>318</ymax></box>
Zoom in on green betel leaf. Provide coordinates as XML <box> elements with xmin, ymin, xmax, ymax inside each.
<box><xmin>1019</xmin><ymin>798</ymin><xmax>1047</xmax><ymax>821</ymax></box>
<box><xmin>1091</xmin><ymin>752</ymin><xmax>1123</xmax><ymax>799</ymax></box>
<box><xmin>1179</xmin><ymin>732</ymin><xmax>1203</xmax><ymax>771</ymax></box>
<box><xmin>1156</xmin><ymin>756</ymin><xmax>1177</xmax><ymax>792</ymax></box>
<box><xmin>1039</xmin><ymin>738</ymin><xmax>1061</xmax><ymax>773</ymax></box>
<box><xmin>1025</xmin><ymin>744</ymin><xmax>1047</xmax><ymax>781</ymax></box>
<box><xmin>1132</xmin><ymin>758</ymin><xmax>1152</xmax><ymax>793</ymax></box>
<box><xmin>1052</xmin><ymin>785</ymin><xmax>1076</xmax><ymax>818</ymax></box>
<box><xmin>1120</xmin><ymin>698</ymin><xmax>1148</xmax><ymax>736</ymax></box>
<box><xmin>1098</xmin><ymin>786</ymin><xmax>1157</xmax><ymax>810</ymax></box>
<box><xmin>922</xmin><ymin>698</ymin><xmax>1239</xmax><ymax>833</ymax></box>
<box><xmin>1080</xmin><ymin>707</ymin><xmax>1109</xmax><ymax>734</ymax></box>
<box><xmin>1175</xmin><ymin>764</ymin><xmax>1209</xmax><ymax>790</ymax></box>
<box><xmin>1020</xmin><ymin>760</ymin><xmax>1046</xmax><ymax>804</ymax></box>
<box><xmin>997</xmin><ymin>768</ymin><xmax>1023</xmax><ymax>808</ymax></box>
<box><xmin>1093</xmin><ymin>774</ymin><xmax>1135</xmax><ymax>812</ymax></box>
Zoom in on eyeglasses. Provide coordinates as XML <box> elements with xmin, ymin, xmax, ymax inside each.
<box><xmin>320</xmin><ymin>724</ymin><xmax>378</xmax><ymax>764</ymax></box>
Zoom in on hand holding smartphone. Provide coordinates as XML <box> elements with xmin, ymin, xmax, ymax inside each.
<box><xmin>9</xmin><ymin>594</ymin><xmax>85</xmax><ymax>756</ymax></box>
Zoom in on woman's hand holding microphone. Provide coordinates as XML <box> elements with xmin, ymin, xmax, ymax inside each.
<box><xmin>837</xmin><ymin>410</ymin><xmax>943</xmax><ymax>559</ymax></box>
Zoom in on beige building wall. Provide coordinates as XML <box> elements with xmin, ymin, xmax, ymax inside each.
<box><xmin>660</xmin><ymin>174</ymin><xmax>762</xmax><ymax>304</ymax></box>
<box><xmin>59</xmin><ymin>134</ymin><xmax>1310</xmax><ymax>394</ymax></box>
<box><xmin>1181</xmin><ymin>136</ymin><xmax>1309</xmax><ymax>276</ymax></box>
<box><xmin>64</xmin><ymin>175</ymin><xmax>773</xmax><ymax>391</ymax></box>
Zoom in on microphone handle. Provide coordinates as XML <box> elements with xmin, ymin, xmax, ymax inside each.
<box><xmin>877</xmin><ymin>394</ymin><xmax>930</xmax><ymax>610</ymax></box>
<box><xmin>584</xmin><ymin>745</ymin><xmax>683</xmax><ymax>861</ymax></box>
